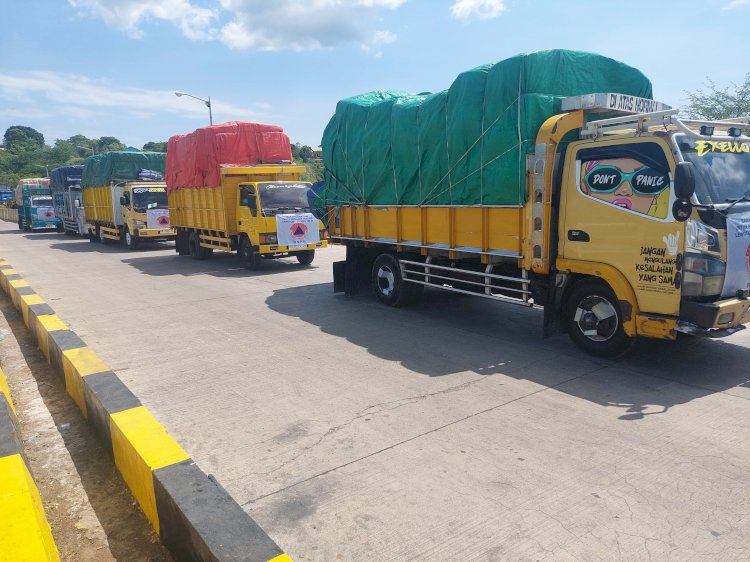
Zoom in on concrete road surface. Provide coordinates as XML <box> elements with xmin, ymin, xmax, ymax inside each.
<box><xmin>1</xmin><ymin>220</ymin><xmax>749</xmax><ymax>561</ymax></box>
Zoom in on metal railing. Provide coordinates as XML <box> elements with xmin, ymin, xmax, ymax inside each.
<box><xmin>400</xmin><ymin>258</ymin><xmax>533</xmax><ymax>307</ymax></box>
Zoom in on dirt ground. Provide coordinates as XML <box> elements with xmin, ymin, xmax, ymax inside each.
<box><xmin>0</xmin><ymin>297</ymin><xmax>172</xmax><ymax>562</ymax></box>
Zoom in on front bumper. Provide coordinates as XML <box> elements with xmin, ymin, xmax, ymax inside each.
<box><xmin>136</xmin><ymin>228</ymin><xmax>175</xmax><ymax>239</ymax></box>
<box><xmin>679</xmin><ymin>297</ymin><xmax>750</xmax><ymax>335</ymax></box>
<box><xmin>259</xmin><ymin>240</ymin><xmax>327</xmax><ymax>254</ymax></box>
<box><xmin>31</xmin><ymin>220</ymin><xmax>60</xmax><ymax>230</ymax></box>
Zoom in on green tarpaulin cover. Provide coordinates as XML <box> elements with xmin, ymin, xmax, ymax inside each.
<box><xmin>81</xmin><ymin>151</ymin><xmax>166</xmax><ymax>187</ymax></box>
<box><xmin>320</xmin><ymin>50</ymin><xmax>652</xmax><ymax>208</ymax></box>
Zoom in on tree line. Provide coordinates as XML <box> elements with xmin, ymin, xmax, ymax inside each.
<box><xmin>0</xmin><ymin>126</ymin><xmax>321</xmax><ymax>189</ymax></box>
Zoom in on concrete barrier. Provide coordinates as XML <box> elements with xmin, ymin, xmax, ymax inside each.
<box><xmin>0</xmin><ymin>207</ymin><xmax>19</xmax><ymax>223</ymax></box>
<box><xmin>0</xmin><ymin>259</ymin><xmax>291</xmax><ymax>562</ymax></box>
<box><xmin>0</xmin><ymin>363</ymin><xmax>60</xmax><ymax>560</ymax></box>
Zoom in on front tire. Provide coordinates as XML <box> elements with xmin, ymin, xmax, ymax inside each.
<box><xmin>239</xmin><ymin>237</ymin><xmax>261</xmax><ymax>270</ymax></box>
<box><xmin>124</xmin><ymin>228</ymin><xmax>139</xmax><ymax>250</ymax></box>
<box><xmin>296</xmin><ymin>250</ymin><xmax>315</xmax><ymax>265</ymax></box>
<box><xmin>371</xmin><ymin>253</ymin><xmax>422</xmax><ymax>307</ymax></box>
<box><xmin>565</xmin><ymin>280</ymin><xmax>634</xmax><ymax>357</ymax></box>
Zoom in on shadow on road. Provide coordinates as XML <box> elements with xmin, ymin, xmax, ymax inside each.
<box><xmin>121</xmin><ymin>252</ymin><xmax>322</xmax><ymax>278</ymax></box>
<box><xmin>266</xmin><ymin>282</ymin><xmax>750</xmax><ymax>421</ymax></box>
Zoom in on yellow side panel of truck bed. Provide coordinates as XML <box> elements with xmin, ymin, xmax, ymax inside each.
<box><xmin>169</xmin><ymin>184</ymin><xmax>237</xmax><ymax>235</ymax></box>
<box><xmin>331</xmin><ymin>205</ymin><xmax>523</xmax><ymax>257</ymax></box>
<box><xmin>82</xmin><ymin>186</ymin><xmax>114</xmax><ymax>224</ymax></box>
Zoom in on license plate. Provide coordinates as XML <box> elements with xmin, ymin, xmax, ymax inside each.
<box><xmin>159</xmin><ymin>229</ymin><xmax>172</xmax><ymax>234</ymax></box>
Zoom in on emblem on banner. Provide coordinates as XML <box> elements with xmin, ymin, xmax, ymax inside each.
<box><xmin>290</xmin><ymin>223</ymin><xmax>308</xmax><ymax>239</ymax></box>
<box><xmin>157</xmin><ymin>215</ymin><xmax>170</xmax><ymax>226</ymax></box>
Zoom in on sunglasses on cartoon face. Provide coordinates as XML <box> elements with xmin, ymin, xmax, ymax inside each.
<box><xmin>584</xmin><ymin>165</ymin><xmax>669</xmax><ymax>195</ymax></box>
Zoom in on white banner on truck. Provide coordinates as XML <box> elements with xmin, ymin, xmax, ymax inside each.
<box><xmin>722</xmin><ymin>211</ymin><xmax>750</xmax><ymax>297</ymax></box>
<box><xmin>147</xmin><ymin>209</ymin><xmax>170</xmax><ymax>229</ymax></box>
<box><xmin>276</xmin><ymin>213</ymin><xmax>320</xmax><ymax>248</ymax></box>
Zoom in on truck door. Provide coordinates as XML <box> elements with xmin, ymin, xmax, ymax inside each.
<box><xmin>559</xmin><ymin>138</ymin><xmax>683</xmax><ymax>316</ymax></box>
<box><xmin>237</xmin><ymin>184</ymin><xmax>261</xmax><ymax>242</ymax></box>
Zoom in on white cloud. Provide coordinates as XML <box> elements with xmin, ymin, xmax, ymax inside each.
<box><xmin>67</xmin><ymin>0</ymin><xmax>405</xmax><ymax>53</ymax></box>
<box><xmin>0</xmin><ymin>70</ymin><xmax>265</xmax><ymax>122</ymax></box>
<box><xmin>68</xmin><ymin>0</ymin><xmax>218</xmax><ymax>39</ymax></box>
<box><xmin>722</xmin><ymin>0</ymin><xmax>749</xmax><ymax>9</ymax></box>
<box><xmin>361</xmin><ymin>29</ymin><xmax>397</xmax><ymax>58</ymax></box>
<box><xmin>450</xmin><ymin>0</ymin><xmax>506</xmax><ymax>20</ymax></box>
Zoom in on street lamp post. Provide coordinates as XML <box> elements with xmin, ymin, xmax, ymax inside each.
<box><xmin>35</xmin><ymin>165</ymin><xmax>49</xmax><ymax>177</ymax></box>
<box><xmin>175</xmin><ymin>91</ymin><xmax>213</xmax><ymax>125</ymax></box>
<box><xmin>77</xmin><ymin>144</ymin><xmax>95</xmax><ymax>156</ymax></box>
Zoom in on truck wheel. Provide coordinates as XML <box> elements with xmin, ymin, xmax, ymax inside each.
<box><xmin>371</xmin><ymin>253</ymin><xmax>421</xmax><ymax>307</ymax></box>
<box><xmin>124</xmin><ymin>228</ymin><xmax>139</xmax><ymax>250</ymax></box>
<box><xmin>17</xmin><ymin>218</ymin><xmax>23</xmax><ymax>230</ymax></box>
<box><xmin>189</xmin><ymin>232</ymin><xmax>212</xmax><ymax>260</ymax></box>
<box><xmin>239</xmin><ymin>238</ymin><xmax>261</xmax><ymax>270</ymax></box>
<box><xmin>296</xmin><ymin>250</ymin><xmax>315</xmax><ymax>265</ymax></box>
<box><xmin>565</xmin><ymin>280</ymin><xmax>634</xmax><ymax>357</ymax></box>
<box><xmin>56</xmin><ymin>224</ymin><xmax>64</xmax><ymax>233</ymax></box>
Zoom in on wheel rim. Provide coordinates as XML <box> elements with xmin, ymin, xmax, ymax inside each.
<box><xmin>126</xmin><ymin>232</ymin><xmax>131</xmax><ymax>245</ymax></box>
<box><xmin>573</xmin><ymin>296</ymin><xmax>619</xmax><ymax>342</ymax></box>
<box><xmin>377</xmin><ymin>266</ymin><xmax>395</xmax><ymax>296</ymax></box>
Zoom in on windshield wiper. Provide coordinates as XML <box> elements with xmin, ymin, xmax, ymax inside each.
<box><xmin>723</xmin><ymin>192</ymin><xmax>750</xmax><ymax>214</ymax></box>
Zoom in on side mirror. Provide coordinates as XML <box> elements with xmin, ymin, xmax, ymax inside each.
<box><xmin>674</xmin><ymin>162</ymin><xmax>696</xmax><ymax>199</ymax></box>
<box><xmin>74</xmin><ymin>199</ymin><xmax>80</xmax><ymax>207</ymax></box>
<box><xmin>119</xmin><ymin>196</ymin><xmax>127</xmax><ymax>206</ymax></box>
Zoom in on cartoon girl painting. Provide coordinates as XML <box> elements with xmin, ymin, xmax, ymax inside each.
<box><xmin>582</xmin><ymin>158</ymin><xmax>670</xmax><ymax>219</ymax></box>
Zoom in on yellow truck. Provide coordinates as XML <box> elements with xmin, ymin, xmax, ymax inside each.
<box><xmin>321</xmin><ymin>51</ymin><xmax>750</xmax><ymax>356</ymax></box>
<box><xmin>169</xmin><ymin>164</ymin><xmax>327</xmax><ymax>268</ymax></box>
<box><xmin>81</xmin><ymin>151</ymin><xmax>175</xmax><ymax>250</ymax></box>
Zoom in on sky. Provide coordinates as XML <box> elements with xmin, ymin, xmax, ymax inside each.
<box><xmin>1</xmin><ymin>0</ymin><xmax>749</xmax><ymax>150</ymax></box>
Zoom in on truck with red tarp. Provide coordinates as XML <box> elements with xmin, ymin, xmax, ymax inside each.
<box><xmin>167</xmin><ymin>121</ymin><xmax>327</xmax><ymax>269</ymax></box>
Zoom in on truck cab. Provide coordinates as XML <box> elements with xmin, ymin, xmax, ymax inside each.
<box><xmin>237</xmin><ymin>178</ymin><xmax>327</xmax><ymax>266</ymax></box>
<box><xmin>534</xmin><ymin>95</ymin><xmax>750</xmax><ymax>354</ymax></box>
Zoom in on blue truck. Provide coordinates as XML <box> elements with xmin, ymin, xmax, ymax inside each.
<box><xmin>16</xmin><ymin>178</ymin><xmax>62</xmax><ymax>231</ymax></box>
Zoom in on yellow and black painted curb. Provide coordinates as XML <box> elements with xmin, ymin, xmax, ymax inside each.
<box><xmin>0</xmin><ymin>260</ymin><xmax>291</xmax><ymax>562</ymax></box>
<box><xmin>0</xmin><ymin>361</ymin><xmax>60</xmax><ymax>561</ymax></box>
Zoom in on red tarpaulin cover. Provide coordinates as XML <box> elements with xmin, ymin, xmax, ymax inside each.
<box><xmin>165</xmin><ymin>121</ymin><xmax>293</xmax><ymax>192</ymax></box>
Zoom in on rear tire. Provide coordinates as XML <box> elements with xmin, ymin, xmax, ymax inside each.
<box><xmin>565</xmin><ymin>279</ymin><xmax>634</xmax><ymax>357</ymax></box>
<box><xmin>189</xmin><ymin>232</ymin><xmax>212</xmax><ymax>260</ymax></box>
<box><xmin>239</xmin><ymin>237</ymin><xmax>262</xmax><ymax>270</ymax></box>
<box><xmin>17</xmin><ymin>218</ymin><xmax>23</xmax><ymax>230</ymax></box>
<box><xmin>296</xmin><ymin>250</ymin><xmax>315</xmax><ymax>265</ymax></box>
<box><xmin>371</xmin><ymin>253</ymin><xmax>422</xmax><ymax>307</ymax></box>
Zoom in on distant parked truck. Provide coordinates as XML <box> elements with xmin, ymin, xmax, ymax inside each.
<box><xmin>50</xmin><ymin>165</ymin><xmax>86</xmax><ymax>235</ymax></box>
<box><xmin>81</xmin><ymin>151</ymin><xmax>175</xmax><ymax>249</ymax></box>
<box><xmin>167</xmin><ymin>122</ymin><xmax>327</xmax><ymax>268</ymax></box>
<box><xmin>16</xmin><ymin>178</ymin><xmax>61</xmax><ymax>231</ymax></box>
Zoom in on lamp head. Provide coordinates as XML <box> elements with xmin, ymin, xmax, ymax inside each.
<box><xmin>175</xmin><ymin>92</ymin><xmax>185</xmax><ymax>97</ymax></box>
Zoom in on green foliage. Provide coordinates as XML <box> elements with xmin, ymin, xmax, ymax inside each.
<box><xmin>684</xmin><ymin>73</ymin><xmax>750</xmax><ymax>120</ymax></box>
<box><xmin>301</xmin><ymin>162</ymin><xmax>323</xmax><ymax>183</ymax></box>
<box><xmin>142</xmin><ymin>141</ymin><xmax>167</xmax><ymax>152</ymax></box>
<box><xmin>298</xmin><ymin>145</ymin><xmax>313</xmax><ymax>162</ymax></box>
<box><xmin>0</xmin><ymin>129</ymin><xmax>125</xmax><ymax>188</ymax></box>
<box><xmin>4</xmin><ymin>125</ymin><xmax>44</xmax><ymax>153</ymax></box>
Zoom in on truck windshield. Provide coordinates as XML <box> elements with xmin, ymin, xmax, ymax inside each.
<box><xmin>132</xmin><ymin>189</ymin><xmax>168</xmax><ymax>211</ymax></box>
<box><xmin>676</xmin><ymin>135</ymin><xmax>750</xmax><ymax>204</ymax></box>
<box><xmin>31</xmin><ymin>196</ymin><xmax>53</xmax><ymax>206</ymax></box>
<box><xmin>257</xmin><ymin>182</ymin><xmax>312</xmax><ymax>211</ymax></box>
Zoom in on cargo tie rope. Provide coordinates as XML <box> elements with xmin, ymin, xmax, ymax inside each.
<box><xmin>0</xmin><ymin>259</ymin><xmax>292</xmax><ymax>562</ymax></box>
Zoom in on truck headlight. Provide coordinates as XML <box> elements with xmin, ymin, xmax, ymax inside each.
<box><xmin>685</xmin><ymin>219</ymin><xmax>720</xmax><ymax>253</ymax></box>
<box><xmin>260</xmin><ymin>233</ymin><xmax>277</xmax><ymax>244</ymax></box>
<box><xmin>682</xmin><ymin>252</ymin><xmax>725</xmax><ymax>297</ymax></box>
